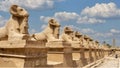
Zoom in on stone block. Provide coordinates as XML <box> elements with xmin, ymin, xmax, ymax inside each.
<box><xmin>0</xmin><ymin>40</ymin><xmax>47</xmax><ymax>68</ymax></box>
<box><xmin>46</xmin><ymin>41</ymin><xmax>73</xmax><ymax>67</ymax></box>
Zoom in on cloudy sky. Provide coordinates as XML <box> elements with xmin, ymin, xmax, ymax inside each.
<box><xmin>0</xmin><ymin>0</ymin><xmax>120</xmax><ymax>46</ymax></box>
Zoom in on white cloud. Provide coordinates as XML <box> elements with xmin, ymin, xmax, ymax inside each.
<box><xmin>80</xmin><ymin>28</ymin><xmax>95</xmax><ymax>34</ymax></box>
<box><xmin>81</xmin><ymin>2</ymin><xmax>120</xmax><ymax>18</ymax></box>
<box><xmin>70</xmin><ymin>26</ymin><xmax>113</xmax><ymax>38</ymax></box>
<box><xmin>40</xmin><ymin>11</ymin><xmax>79</xmax><ymax>23</ymax></box>
<box><xmin>57</xmin><ymin>0</ymin><xmax>65</xmax><ymax>2</ymax></box>
<box><xmin>39</xmin><ymin>2</ymin><xmax>120</xmax><ymax>24</ymax></box>
<box><xmin>40</xmin><ymin>11</ymin><xmax>104</xmax><ymax>24</ymax></box>
<box><xmin>40</xmin><ymin>16</ymin><xmax>53</xmax><ymax>23</ymax></box>
<box><xmin>54</xmin><ymin>11</ymin><xmax>79</xmax><ymax>21</ymax></box>
<box><xmin>77</xmin><ymin>16</ymin><xmax>105</xmax><ymax>24</ymax></box>
<box><xmin>110</xmin><ymin>29</ymin><xmax>120</xmax><ymax>33</ymax></box>
<box><xmin>41</xmin><ymin>24</ymin><xmax>47</xmax><ymax>29</ymax></box>
<box><xmin>0</xmin><ymin>15</ymin><xmax>7</xmax><ymax>27</ymax></box>
<box><xmin>95</xmin><ymin>32</ymin><xmax>113</xmax><ymax>38</ymax></box>
<box><xmin>29</xmin><ymin>29</ymin><xmax>37</xmax><ymax>34</ymax></box>
<box><xmin>0</xmin><ymin>0</ymin><xmax>55</xmax><ymax>12</ymax></box>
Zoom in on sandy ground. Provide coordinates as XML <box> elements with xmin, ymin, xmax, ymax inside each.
<box><xmin>95</xmin><ymin>54</ymin><xmax>120</xmax><ymax>68</ymax></box>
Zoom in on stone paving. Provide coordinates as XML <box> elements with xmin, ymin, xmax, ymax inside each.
<box><xmin>95</xmin><ymin>55</ymin><xmax>120</xmax><ymax>68</ymax></box>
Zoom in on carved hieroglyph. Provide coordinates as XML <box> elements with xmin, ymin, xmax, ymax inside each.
<box><xmin>32</xmin><ymin>18</ymin><xmax>61</xmax><ymax>42</ymax></box>
<box><xmin>0</xmin><ymin>5</ymin><xmax>29</xmax><ymax>41</ymax></box>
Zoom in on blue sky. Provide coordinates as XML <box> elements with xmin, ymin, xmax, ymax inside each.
<box><xmin>0</xmin><ymin>0</ymin><xmax>120</xmax><ymax>46</ymax></box>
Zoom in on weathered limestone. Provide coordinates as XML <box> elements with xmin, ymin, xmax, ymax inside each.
<box><xmin>89</xmin><ymin>39</ymin><xmax>97</xmax><ymax>62</ymax></box>
<box><xmin>60</xmin><ymin>29</ymin><xmax>81</xmax><ymax>67</ymax></box>
<box><xmin>83</xmin><ymin>35</ymin><xmax>90</xmax><ymax>48</ymax></box>
<box><xmin>32</xmin><ymin>19</ymin><xmax>61</xmax><ymax>42</ymax></box>
<box><xmin>46</xmin><ymin>41</ymin><xmax>73</xmax><ymax>67</ymax></box>
<box><xmin>60</xmin><ymin>26</ymin><xmax>73</xmax><ymax>42</ymax></box>
<box><xmin>88</xmin><ymin>48</ymin><xmax>94</xmax><ymax>63</ymax></box>
<box><xmin>73</xmin><ymin>31</ymin><xmax>82</xmax><ymax>41</ymax></box>
<box><xmin>0</xmin><ymin>5</ymin><xmax>48</xmax><ymax>68</ymax></box>
<box><xmin>94</xmin><ymin>49</ymin><xmax>99</xmax><ymax>61</ymax></box>
<box><xmin>53</xmin><ymin>24</ymin><xmax>60</xmax><ymax>39</ymax></box>
<box><xmin>79</xmin><ymin>47</ymin><xmax>88</xmax><ymax>66</ymax></box>
<box><xmin>0</xmin><ymin>5</ymin><xmax>29</xmax><ymax>41</ymax></box>
<box><xmin>0</xmin><ymin>40</ymin><xmax>47</xmax><ymax>68</ymax></box>
<box><xmin>71</xmin><ymin>31</ymin><xmax>87</xmax><ymax>67</ymax></box>
<box><xmin>71</xmin><ymin>43</ymin><xmax>81</xmax><ymax>67</ymax></box>
<box><xmin>83</xmin><ymin>36</ymin><xmax>94</xmax><ymax>63</ymax></box>
<box><xmin>0</xmin><ymin>4</ymin><xmax>114</xmax><ymax>68</ymax></box>
<box><xmin>72</xmin><ymin>46</ymin><xmax>88</xmax><ymax>67</ymax></box>
<box><xmin>95</xmin><ymin>40</ymin><xmax>99</xmax><ymax>48</ymax></box>
<box><xmin>89</xmin><ymin>38</ymin><xmax>93</xmax><ymax>48</ymax></box>
<box><xmin>96</xmin><ymin>49</ymin><xmax>101</xmax><ymax>59</ymax></box>
<box><xmin>60</xmin><ymin>27</ymin><xmax>81</xmax><ymax>44</ymax></box>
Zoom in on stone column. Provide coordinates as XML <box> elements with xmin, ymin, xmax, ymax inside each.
<box><xmin>101</xmin><ymin>49</ymin><xmax>104</xmax><ymax>58</ymax></box>
<box><xmin>89</xmin><ymin>48</ymin><xmax>94</xmax><ymax>63</ymax></box>
<box><xmin>84</xmin><ymin>48</ymin><xmax>90</xmax><ymax>65</ymax></box>
<box><xmin>71</xmin><ymin>43</ymin><xmax>81</xmax><ymax>67</ymax></box>
<box><xmin>106</xmin><ymin>50</ymin><xmax>108</xmax><ymax>56</ymax></box>
<box><xmin>102</xmin><ymin>49</ymin><xmax>105</xmax><ymax>57</ymax></box>
<box><xmin>84</xmin><ymin>48</ymin><xmax>93</xmax><ymax>64</ymax></box>
<box><xmin>46</xmin><ymin>41</ymin><xmax>73</xmax><ymax>67</ymax></box>
<box><xmin>0</xmin><ymin>40</ymin><xmax>47</xmax><ymax>68</ymax></box>
<box><xmin>98</xmin><ymin>49</ymin><xmax>101</xmax><ymax>59</ymax></box>
<box><xmin>79</xmin><ymin>47</ymin><xmax>87</xmax><ymax>67</ymax></box>
<box><xmin>94</xmin><ymin>49</ymin><xmax>98</xmax><ymax>61</ymax></box>
<box><xmin>63</xmin><ymin>42</ymin><xmax>73</xmax><ymax>67</ymax></box>
<box><xmin>71</xmin><ymin>43</ymin><xmax>87</xmax><ymax>67</ymax></box>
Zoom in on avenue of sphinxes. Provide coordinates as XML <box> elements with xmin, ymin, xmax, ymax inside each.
<box><xmin>0</xmin><ymin>5</ymin><xmax>117</xmax><ymax>68</ymax></box>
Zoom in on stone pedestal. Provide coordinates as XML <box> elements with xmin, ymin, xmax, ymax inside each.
<box><xmin>71</xmin><ymin>43</ymin><xmax>80</xmax><ymax>67</ymax></box>
<box><xmin>92</xmin><ymin>49</ymin><xmax>97</xmax><ymax>61</ymax></box>
<box><xmin>79</xmin><ymin>47</ymin><xmax>87</xmax><ymax>67</ymax></box>
<box><xmin>104</xmin><ymin>49</ymin><xmax>110</xmax><ymax>57</ymax></box>
<box><xmin>0</xmin><ymin>40</ymin><xmax>47</xmax><ymax>68</ymax></box>
<box><xmin>94</xmin><ymin>49</ymin><xmax>98</xmax><ymax>60</ymax></box>
<box><xmin>88</xmin><ymin>48</ymin><xmax>94</xmax><ymax>63</ymax></box>
<box><xmin>98</xmin><ymin>49</ymin><xmax>102</xmax><ymax>59</ymax></box>
<box><xmin>84</xmin><ymin>47</ymin><xmax>94</xmax><ymax>64</ymax></box>
<box><xmin>101</xmin><ymin>49</ymin><xmax>105</xmax><ymax>58</ymax></box>
<box><xmin>104</xmin><ymin>50</ymin><xmax>107</xmax><ymax>57</ymax></box>
<box><xmin>46</xmin><ymin>41</ymin><xmax>73</xmax><ymax>67</ymax></box>
<box><xmin>84</xmin><ymin>49</ymin><xmax>89</xmax><ymax>65</ymax></box>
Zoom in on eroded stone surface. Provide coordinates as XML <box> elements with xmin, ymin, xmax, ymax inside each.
<box><xmin>32</xmin><ymin>18</ymin><xmax>62</xmax><ymax>42</ymax></box>
<box><xmin>0</xmin><ymin>40</ymin><xmax>47</xmax><ymax>68</ymax></box>
<box><xmin>0</xmin><ymin>5</ymin><xmax>29</xmax><ymax>41</ymax></box>
<box><xmin>60</xmin><ymin>27</ymin><xmax>80</xmax><ymax>44</ymax></box>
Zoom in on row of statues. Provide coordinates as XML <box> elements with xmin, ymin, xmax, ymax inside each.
<box><xmin>0</xmin><ymin>5</ymin><xmax>100</xmax><ymax>48</ymax></box>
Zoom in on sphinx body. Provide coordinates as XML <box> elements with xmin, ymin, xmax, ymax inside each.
<box><xmin>32</xmin><ymin>19</ymin><xmax>61</xmax><ymax>42</ymax></box>
<box><xmin>0</xmin><ymin>5</ymin><xmax>29</xmax><ymax>41</ymax></box>
<box><xmin>60</xmin><ymin>27</ymin><xmax>80</xmax><ymax>44</ymax></box>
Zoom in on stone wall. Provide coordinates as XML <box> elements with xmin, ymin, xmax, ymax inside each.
<box><xmin>0</xmin><ymin>40</ymin><xmax>47</xmax><ymax>68</ymax></box>
<box><xmin>46</xmin><ymin>41</ymin><xmax>113</xmax><ymax>68</ymax></box>
<box><xmin>0</xmin><ymin>40</ymin><xmax>114</xmax><ymax>68</ymax></box>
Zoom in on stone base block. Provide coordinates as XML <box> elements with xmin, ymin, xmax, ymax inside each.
<box><xmin>46</xmin><ymin>41</ymin><xmax>73</xmax><ymax>67</ymax></box>
<box><xmin>0</xmin><ymin>40</ymin><xmax>47</xmax><ymax>68</ymax></box>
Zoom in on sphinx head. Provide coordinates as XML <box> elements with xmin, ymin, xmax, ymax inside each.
<box><xmin>10</xmin><ymin>5</ymin><xmax>29</xmax><ymax>17</ymax></box>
